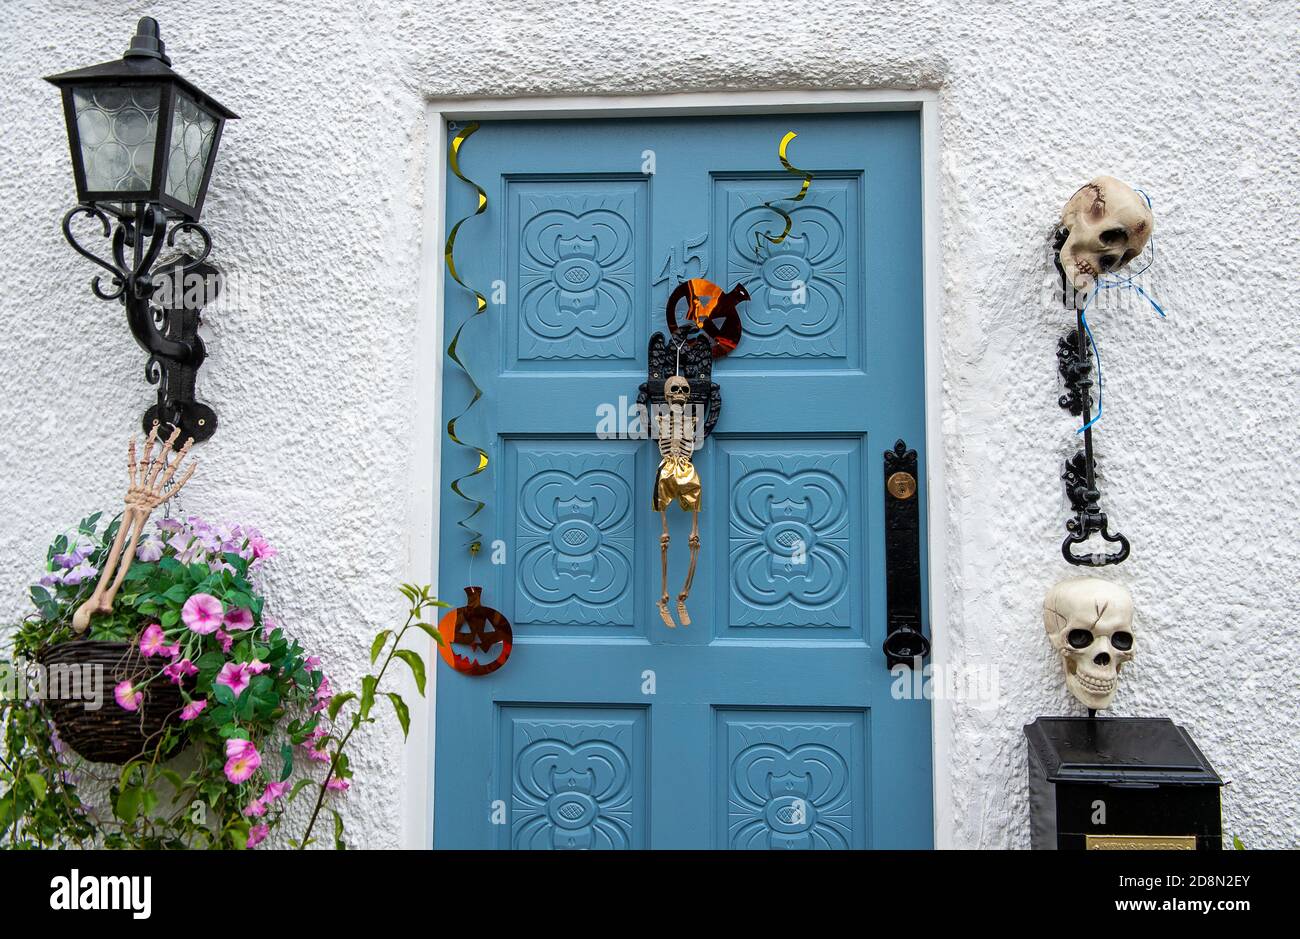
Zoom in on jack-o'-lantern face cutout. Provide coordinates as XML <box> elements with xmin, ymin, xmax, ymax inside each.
<box><xmin>437</xmin><ymin>586</ymin><xmax>512</xmax><ymax>676</ymax></box>
<box><xmin>666</xmin><ymin>278</ymin><xmax>748</xmax><ymax>358</ymax></box>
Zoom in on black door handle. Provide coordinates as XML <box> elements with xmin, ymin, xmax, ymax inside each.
<box><xmin>882</xmin><ymin>439</ymin><xmax>930</xmax><ymax>670</ymax></box>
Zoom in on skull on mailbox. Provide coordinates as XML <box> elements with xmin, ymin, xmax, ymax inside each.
<box><xmin>1043</xmin><ymin>576</ymin><xmax>1136</xmax><ymax>710</ymax></box>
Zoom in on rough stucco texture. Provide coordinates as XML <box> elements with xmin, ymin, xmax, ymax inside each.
<box><xmin>0</xmin><ymin>0</ymin><xmax>1295</xmax><ymax>848</ymax></box>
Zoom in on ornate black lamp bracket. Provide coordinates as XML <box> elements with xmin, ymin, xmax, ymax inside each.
<box><xmin>882</xmin><ymin>439</ymin><xmax>931</xmax><ymax>670</ymax></box>
<box><xmin>1054</xmin><ymin>238</ymin><xmax>1129</xmax><ymax>567</ymax></box>
<box><xmin>63</xmin><ymin>204</ymin><xmax>218</xmax><ymax>447</ymax></box>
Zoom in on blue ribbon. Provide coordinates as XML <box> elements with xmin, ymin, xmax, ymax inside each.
<box><xmin>1077</xmin><ymin>272</ymin><xmax>1166</xmax><ymax>434</ymax></box>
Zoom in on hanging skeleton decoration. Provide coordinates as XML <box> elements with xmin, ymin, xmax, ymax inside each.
<box><xmin>72</xmin><ymin>424</ymin><xmax>197</xmax><ymax>634</ymax></box>
<box><xmin>1042</xmin><ymin>577</ymin><xmax>1136</xmax><ymax>711</ymax></box>
<box><xmin>637</xmin><ymin>331</ymin><xmax>721</xmax><ymax>628</ymax></box>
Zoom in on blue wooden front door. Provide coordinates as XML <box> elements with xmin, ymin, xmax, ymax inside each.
<box><xmin>433</xmin><ymin>112</ymin><xmax>931</xmax><ymax>849</ymax></box>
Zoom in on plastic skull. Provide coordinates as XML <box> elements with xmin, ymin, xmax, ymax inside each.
<box><xmin>664</xmin><ymin>374</ymin><xmax>691</xmax><ymax>404</ymax></box>
<box><xmin>1057</xmin><ymin>176</ymin><xmax>1154</xmax><ymax>293</ymax></box>
<box><xmin>1043</xmin><ymin>577</ymin><xmax>1136</xmax><ymax>710</ymax></box>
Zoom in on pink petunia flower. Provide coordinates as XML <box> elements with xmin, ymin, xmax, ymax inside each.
<box><xmin>182</xmin><ymin>593</ymin><xmax>224</xmax><ymax>634</ymax></box>
<box><xmin>215</xmin><ymin>628</ymin><xmax>234</xmax><ymax>653</ymax></box>
<box><xmin>261</xmin><ymin>615</ymin><xmax>279</xmax><ymax>641</ymax></box>
<box><xmin>163</xmin><ymin>658</ymin><xmax>199</xmax><ymax>684</ymax></box>
<box><xmin>216</xmin><ymin>662</ymin><xmax>250</xmax><ymax>697</ymax></box>
<box><xmin>243</xmin><ymin>797</ymin><xmax>267</xmax><ymax>818</ymax></box>
<box><xmin>224</xmin><ymin>607</ymin><xmax>254</xmax><ymax>630</ymax></box>
<box><xmin>224</xmin><ymin>738</ymin><xmax>262</xmax><ymax>784</ymax></box>
<box><xmin>246</xmin><ymin>823</ymin><xmax>270</xmax><ymax>849</ymax></box>
<box><xmin>139</xmin><ymin>623</ymin><xmax>172</xmax><ymax>657</ymax></box>
<box><xmin>263</xmin><ymin>781</ymin><xmax>290</xmax><ymax>802</ymax></box>
<box><xmin>113</xmin><ymin>681</ymin><xmax>143</xmax><ymax>712</ymax></box>
<box><xmin>304</xmin><ymin>655</ymin><xmax>323</xmax><ymax>672</ymax></box>
<box><xmin>301</xmin><ymin>727</ymin><xmax>331</xmax><ymax>763</ymax></box>
<box><xmin>180</xmin><ymin>698</ymin><xmax>207</xmax><ymax>720</ymax></box>
<box><xmin>311</xmin><ymin>675</ymin><xmax>333</xmax><ymax>713</ymax></box>
<box><xmin>245</xmin><ymin>660</ymin><xmax>271</xmax><ymax>676</ymax></box>
<box><xmin>326</xmin><ymin>777</ymin><xmax>350</xmax><ymax>793</ymax></box>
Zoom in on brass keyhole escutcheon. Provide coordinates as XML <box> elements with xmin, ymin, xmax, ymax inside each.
<box><xmin>887</xmin><ymin>471</ymin><xmax>917</xmax><ymax>501</ymax></box>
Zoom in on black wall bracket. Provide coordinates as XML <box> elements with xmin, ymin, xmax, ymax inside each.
<box><xmin>1054</xmin><ymin>235</ymin><xmax>1129</xmax><ymax>567</ymax></box>
<box><xmin>882</xmin><ymin>439</ymin><xmax>930</xmax><ymax>670</ymax></box>
<box><xmin>63</xmin><ymin>206</ymin><xmax>218</xmax><ymax>447</ymax></box>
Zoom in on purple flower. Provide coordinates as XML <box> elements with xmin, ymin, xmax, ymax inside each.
<box><xmin>135</xmin><ymin>537</ymin><xmax>164</xmax><ymax>562</ymax></box>
<box><xmin>180</xmin><ymin>698</ymin><xmax>207</xmax><ymax>721</ymax></box>
<box><xmin>53</xmin><ymin>543</ymin><xmax>91</xmax><ymax>569</ymax></box>
<box><xmin>246</xmin><ymin>823</ymin><xmax>270</xmax><ymax>849</ymax></box>
<box><xmin>38</xmin><ymin>571</ymin><xmax>64</xmax><ymax>588</ymax></box>
<box><xmin>61</xmin><ymin>561</ymin><xmax>98</xmax><ymax>586</ymax></box>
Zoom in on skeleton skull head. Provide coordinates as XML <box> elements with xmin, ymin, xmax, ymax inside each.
<box><xmin>1043</xmin><ymin>577</ymin><xmax>1136</xmax><ymax>710</ymax></box>
<box><xmin>1057</xmin><ymin>176</ymin><xmax>1154</xmax><ymax>293</ymax></box>
<box><xmin>664</xmin><ymin>374</ymin><xmax>691</xmax><ymax>404</ymax></box>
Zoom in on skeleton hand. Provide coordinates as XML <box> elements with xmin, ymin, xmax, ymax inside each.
<box><xmin>72</xmin><ymin>424</ymin><xmax>197</xmax><ymax>634</ymax></box>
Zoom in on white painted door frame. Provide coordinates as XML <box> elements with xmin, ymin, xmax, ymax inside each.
<box><xmin>405</xmin><ymin>88</ymin><xmax>951</xmax><ymax>849</ymax></box>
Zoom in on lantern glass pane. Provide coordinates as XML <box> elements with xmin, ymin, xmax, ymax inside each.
<box><xmin>165</xmin><ymin>91</ymin><xmax>218</xmax><ymax>207</ymax></box>
<box><xmin>72</xmin><ymin>85</ymin><xmax>161</xmax><ymax>193</ymax></box>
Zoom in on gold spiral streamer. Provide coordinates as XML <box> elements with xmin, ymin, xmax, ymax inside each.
<box><xmin>753</xmin><ymin>131</ymin><xmax>814</xmax><ymax>257</ymax></box>
<box><xmin>443</xmin><ymin>121</ymin><xmax>489</xmax><ymax>555</ymax></box>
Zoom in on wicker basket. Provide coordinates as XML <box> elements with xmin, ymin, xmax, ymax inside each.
<box><xmin>37</xmin><ymin>641</ymin><xmax>186</xmax><ymax>765</ymax></box>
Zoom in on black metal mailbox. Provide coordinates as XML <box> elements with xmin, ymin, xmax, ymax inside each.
<box><xmin>1025</xmin><ymin>717</ymin><xmax>1223</xmax><ymax>850</ymax></box>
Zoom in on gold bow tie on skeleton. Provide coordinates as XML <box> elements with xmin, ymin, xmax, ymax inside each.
<box><xmin>72</xmin><ymin>425</ymin><xmax>197</xmax><ymax>634</ymax></box>
<box><xmin>654</xmin><ymin>374</ymin><xmax>701</xmax><ymax>628</ymax></box>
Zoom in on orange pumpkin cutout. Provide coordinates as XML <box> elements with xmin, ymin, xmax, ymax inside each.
<box><xmin>437</xmin><ymin>586</ymin><xmax>512</xmax><ymax>676</ymax></box>
<box><xmin>665</xmin><ymin>278</ymin><xmax>748</xmax><ymax>358</ymax></box>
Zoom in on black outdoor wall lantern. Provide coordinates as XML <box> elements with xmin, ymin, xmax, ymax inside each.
<box><xmin>47</xmin><ymin>17</ymin><xmax>237</xmax><ymax>446</ymax></box>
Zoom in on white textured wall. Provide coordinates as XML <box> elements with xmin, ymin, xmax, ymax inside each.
<box><xmin>0</xmin><ymin>0</ymin><xmax>1295</xmax><ymax>849</ymax></box>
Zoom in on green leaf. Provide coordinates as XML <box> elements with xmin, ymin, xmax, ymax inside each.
<box><xmin>386</xmin><ymin>692</ymin><xmax>410</xmax><ymax>740</ymax></box>
<box><xmin>24</xmin><ymin>773</ymin><xmax>47</xmax><ymax>803</ymax></box>
<box><xmin>413</xmin><ymin>622</ymin><xmax>446</xmax><ymax>647</ymax></box>
<box><xmin>159</xmin><ymin>769</ymin><xmax>185</xmax><ymax>793</ymax></box>
<box><xmin>161</xmin><ymin>608</ymin><xmax>181</xmax><ymax>628</ymax></box>
<box><xmin>162</xmin><ymin>584</ymin><xmax>192</xmax><ymax>603</ymax></box>
<box><xmin>393</xmin><ymin>649</ymin><xmax>426</xmax><ymax>696</ymax></box>
<box><xmin>331</xmin><ymin>808</ymin><xmax>346</xmax><ymax>850</ymax></box>
<box><xmin>370</xmin><ymin>630</ymin><xmax>393</xmax><ymax>665</ymax></box>
<box><xmin>360</xmin><ymin>675</ymin><xmax>378</xmax><ymax>719</ymax></box>
<box><xmin>214</xmin><ymin>683</ymin><xmax>236</xmax><ymax>706</ymax></box>
<box><xmin>280</xmin><ymin>743</ymin><xmax>294</xmax><ymax>782</ymax></box>
<box><xmin>288</xmin><ymin>778</ymin><xmax>314</xmax><ymax>803</ymax></box>
<box><xmin>327</xmin><ymin>692</ymin><xmax>356</xmax><ymax>722</ymax></box>
<box><xmin>115</xmin><ymin>786</ymin><xmax>142</xmax><ymax>825</ymax></box>
<box><xmin>227</xmin><ymin>819</ymin><xmax>250</xmax><ymax>850</ymax></box>
<box><xmin>0</xmin><ymin>795</ymin><xmax>13</xmax><ymax>838</ymax></box>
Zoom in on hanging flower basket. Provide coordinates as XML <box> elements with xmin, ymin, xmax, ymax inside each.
<box><xmin>36</xmin><ymin>640</ymin><xmax>186</xmax><ymax>765</ymax></box>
